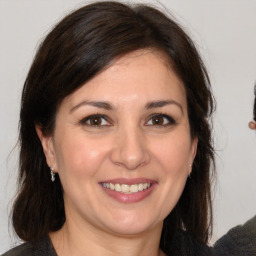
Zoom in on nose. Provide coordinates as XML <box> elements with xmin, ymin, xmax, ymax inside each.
<box><xmin>110</xmin><ymin>127</ymin><xmax>150</xmax><ymax>170</ymax></box>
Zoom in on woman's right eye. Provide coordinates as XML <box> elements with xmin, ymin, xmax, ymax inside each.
<box><xmin>80</xmin><ymin>115</ymin><xmax>110</xmax><ymax>126</ymax></box>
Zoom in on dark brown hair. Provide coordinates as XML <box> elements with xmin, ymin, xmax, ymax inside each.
<box><xmin>12</xmin><ymin>1</ymin><xmax>215</xmax><ymax>253</ymax></box>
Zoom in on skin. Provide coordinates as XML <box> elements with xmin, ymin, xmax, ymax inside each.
<box><xmin>37</xmin><ymin>49</ymin><xmax>198</xmax><ymax>256</ymax></box>
<box><xmin>249</xmin><ymin>120</ymin><xmax>256</xmax><ymax>130</ymax></box>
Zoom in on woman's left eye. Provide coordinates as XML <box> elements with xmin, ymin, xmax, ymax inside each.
<box><xmin>146</xmin><ymin>114</ymin><xmax>175</xmax><ymax>126</ymax></box>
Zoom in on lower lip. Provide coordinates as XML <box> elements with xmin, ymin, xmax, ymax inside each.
<box><xmin>101</xmin><ymin>184</ymin><xmax>156</xmax><ymax>203</ymax></box>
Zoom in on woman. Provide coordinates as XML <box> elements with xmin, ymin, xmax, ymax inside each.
<box><xmin>213</xmin><ymin>83</ymin><xmax>256</xmax><ymax>256</ymax></box>
<box><xmin>2</xmin><ymin>2</ymin><xmax>215</xmax><ymax>255</ymax></box>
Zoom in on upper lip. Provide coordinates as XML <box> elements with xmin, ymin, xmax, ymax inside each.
<box><xmin>99</xmin><ymin>178</ymin><xmax>156</xmax><ymax>185</ymax></box>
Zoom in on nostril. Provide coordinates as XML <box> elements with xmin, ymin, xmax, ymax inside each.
<box><xmin>110</xmin><ymin>130</ymin><xmax>150</xmax><ymax>170</ymax></box>
<box><xmin>110</xmin><ymin>147</ymin><xmax>150</xmax><ymax>170</ymax></box>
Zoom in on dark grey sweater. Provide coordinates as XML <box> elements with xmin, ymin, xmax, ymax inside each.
<box><xmin>2</xmin><ymin>216</ymin><xmax>256</xmax><ymax>256</ymax></box>
<box><xmin>214</xmin><ymin>215</ymin><xmax>256</xmax><ymax>256</ymax></box>
<box><xmin>1</xmin><ymin>232</ymin><xmax>213</xmax><ymax>256</ymax></box>
<box><xmin>1</xmin><ymin>237</ymin><xmax>57</xmax><ymax>256</ymax></box>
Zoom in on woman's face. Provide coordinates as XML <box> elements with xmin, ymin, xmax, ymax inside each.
<box><xmin>40</xmin><ymin>50</ymin><xmax>197</xmax><ymax>237</ymax></box>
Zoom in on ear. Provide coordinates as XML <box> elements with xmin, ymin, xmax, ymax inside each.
<box><xmin>189</xmin><ymin>137</ymin><xmax>198</xmax><ymax>176</ymax></box>
<box><xmin>35</xmin><ymin>125</ymin><xmax>57</xmax><ymax>171</ymax></box>
<box><xmin>191</xmin><ymin>137</ymin><xmax>198</xmax><ymax>160</ymax></box>
<box><xmin>188</xmin><ymin>137</ymin><xmax>198</xmax><ymax>177</ymax></box>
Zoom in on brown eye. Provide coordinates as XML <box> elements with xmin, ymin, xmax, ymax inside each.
<box><xmin>146</xmin><ymin>114</ymin><xmax>176</xmax><ymax>126</ymax></box>
<box><xmin>89</xmin><ymin>116</ymin><xmax>102</xmax><ymax>126</ymax></box>
<box><xmin>151</xmin><ymin>116</ymin><xmax>164</xmax><ymax>125</ymax></box>
<box><xmin>80</xmin><ymin>114</ymin><xmax>110</xmax><ymax>126</ymax></box>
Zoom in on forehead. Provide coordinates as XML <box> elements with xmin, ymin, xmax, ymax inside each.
<box><xmin>63</xmin><ymin>49</ymin><xmax>187</xmax><ymax>110</ymax></box>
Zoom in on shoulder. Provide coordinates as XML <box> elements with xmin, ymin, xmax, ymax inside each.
<box><xmin>170</xmin><ymin>230</ymin><xmax>214</xmax><ymax>256</ymax></box>
<box><xmin>1</xmin><ymin>236</ymin><xmax>57</xmax><ymax>256</ymax></box>
<box><xmin>1</xmin><ymin>242</ymin><xmax>33</xmax><ymax>256</ymax></box>
<box><xmin>214</xmin><ymin>215</ymin><xmax>256</xmax><ymax>256</ymax></box>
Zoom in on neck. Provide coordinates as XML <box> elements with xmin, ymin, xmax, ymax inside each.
<box><xmin>50</xmin><ymin>217</ymin><xmax>165</xmax><ymax>256</ymax></box>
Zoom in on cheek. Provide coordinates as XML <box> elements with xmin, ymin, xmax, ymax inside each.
<box><xmin>154</xmin><ymin>136</ymin><xmax>192</xmax><ymax>212</ymax></box>
<box><xmin>150</xmin><ymin>134</ymin><xmax>192</xmax><ymax>173</ymax></box>
<box><xmin>54</xmin><ymin>133</ymin><xmax>111</xmax><ymax>178</ymax></box>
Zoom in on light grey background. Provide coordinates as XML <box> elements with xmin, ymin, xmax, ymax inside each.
<box><xmin>1</xmin><ymin>0</ymin><xmax>256</xmax><ymax>252</ymax></box>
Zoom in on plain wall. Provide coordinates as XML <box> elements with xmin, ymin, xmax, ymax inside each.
<box><xmin>1</xmin><ymin>0</ymin><xmax>256</xmax><ymax>252</ymax></box>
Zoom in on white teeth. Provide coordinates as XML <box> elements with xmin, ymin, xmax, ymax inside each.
<box><xmin>114</xmin><ymin>184</ymin><xmax>121</xmax><ymax>192</ymax></box>
<box><xmin>121</xmin><ymin>184</ymin><xmax>130</xmax><ymax>193</ymax></box>
<box><xmin>130</xmin><ymin>184</ymin><xmax>138</xmax><ymax>193</ymax></box>
<box><xmin>138</xmin><ymin>183</ymin><xmax>144</xmax><ymax>191</ymax></box>
<box><xmin>102</xmin><ymin>182</ymin><xmax>151</xmax><ymax>193</ymax></box>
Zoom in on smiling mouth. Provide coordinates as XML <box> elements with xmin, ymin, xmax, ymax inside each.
<box><xmin>101</xmin><ymin>182</ymin><xmax>151</xmax><ymax>194</ymax></box>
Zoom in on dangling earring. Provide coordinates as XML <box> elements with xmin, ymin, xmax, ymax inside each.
<box><xmin>188</xmin><ymin>163</ymin><xmax>192</xmax><ymax>179</ymax></box>
<box><xmin>50</xmin><ymin>167</ymin><xmax>55</xmax><ymax>182</ymax></box>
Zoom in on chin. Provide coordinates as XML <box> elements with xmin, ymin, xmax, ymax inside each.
<box><xmin>101</xmin><ymin>214</ymin><xmax>163</xmax><ymax>236</ymax></box>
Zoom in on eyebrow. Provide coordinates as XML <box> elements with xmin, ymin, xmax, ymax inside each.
<box><xmin>145</xmin><ymin>100</ymin><xmax>183</xmax><ymax>114</ymax></box>
<box><xmin>70</xmin><ymin>99</ymin><xmax>183</xmax><ymax>114</ymax></box>
<box><xmin>70</xmin><ymin>100</ymin><xmax>115</xmax><ymax>113</ymax></box>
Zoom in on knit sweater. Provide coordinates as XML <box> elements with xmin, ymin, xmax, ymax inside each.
<box><xmin>1</xmin><ymin>231</ymin><xmax>214</xmax><ymax>256</ymax></box>
<box><xmin>3</xmin><ymin>216</ymin><xmax>256</xmax><ymax>256</ymax></box>
<box><xmin>214</xmin><ymin>215</ymin><xmax>256</xmax><ymax>256</ymax></box>
<box><xmin>1</xmin><ymin>236</ymin><xmax>56</xmax><ymax>256</ymax></box>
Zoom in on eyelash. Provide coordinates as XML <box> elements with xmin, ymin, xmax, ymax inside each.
<box><xmin>79</xmin><ymin>114</ymin><xmax>111</xmax><ymax>127</ymax></box>
<box><xmin>145</xmin><ymin>113</ymin><xmax>176</xmax><ymax>127</ymax></box>
<box><xmin>79</xmin><ymin>113</ymin><xmax>176</xmax><ymax>127</ymax></box>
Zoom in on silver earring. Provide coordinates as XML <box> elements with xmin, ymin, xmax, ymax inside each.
<box><xmin>50</xmin><ymin>167</ymin><xmax>55</xmax><ymax>182</ymax></box>
<box><xmin>188</xmin><ymin>163</ymin><xmax>192</xmax><ymax>178</ymax></box>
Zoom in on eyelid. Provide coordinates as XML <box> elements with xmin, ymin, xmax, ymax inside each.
<box><xmin>79</xmin><ymin>114</ymin><xmax>112</xmax><ymax>126</ymax></box>
<box><xmin>145</xmin><ymin>113</ymin><xmax>176</xmax><ymax>126</ymax></box>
